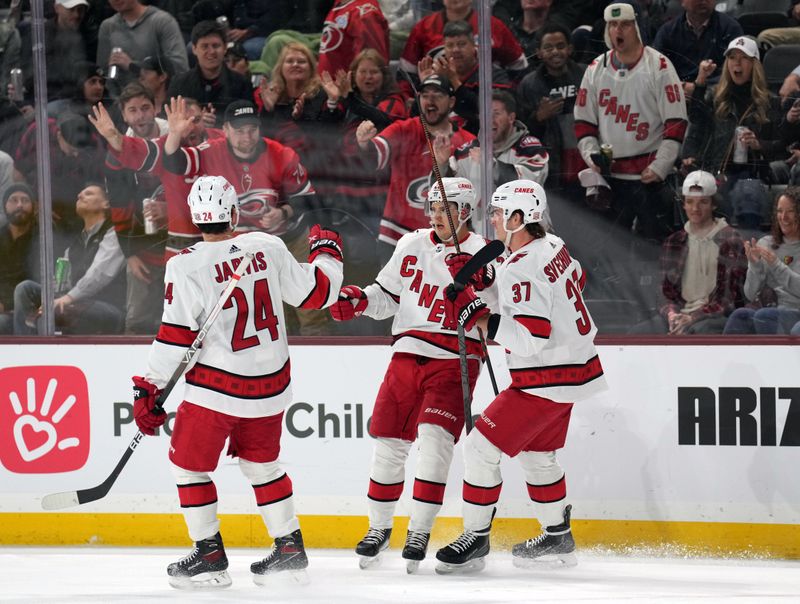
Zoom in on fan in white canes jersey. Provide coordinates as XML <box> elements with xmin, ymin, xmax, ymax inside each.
<box><xmin>329</xmin><ymin>177</ymin><xmax>500</xmax><ymax>573</ymax></box>
<box><xmin>436</xmin><ymin>179</ymin><xmax>608</xmax><ymax>574</ymax></box>
<box><xmin>131</xmin><ymin>175</ymin><xmax>344</xmax><ymax>589</ymax></box>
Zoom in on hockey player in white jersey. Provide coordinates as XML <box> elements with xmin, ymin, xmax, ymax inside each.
<box><xmin>573</xmin><ymin>2</ymin><xmax>687</xmax><ymax>240</ymax></box>
<box><xmin>131</xmin><ymin>175</ymin><xmax>344</xmax><ymax>589</ymax></box>
<box><xmin>329</xmin><ymin>177</ymin><xmax>499</xmax><ymax>573</ymax></box>
<box><xmin>435</xmin><ymin>179</ymin><xmax>608</xmax><ymax>574</ymax></box>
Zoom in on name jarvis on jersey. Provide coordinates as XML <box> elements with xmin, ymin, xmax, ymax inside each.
<box><xmin>213</xmin><ymin>251</ymin><xmax>268</xmax><ymax>283</ymax></box>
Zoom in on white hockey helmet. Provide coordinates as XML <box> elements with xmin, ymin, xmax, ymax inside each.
<box><xmin>188</xmin><ymin>175</ymin><xmax>239</xmax><ymax>225</ymax></box>
<box><xmin>490</xmin><ymin>179</ymin><xmax>547</xmax><ymax>225</ymax></box>
<box><xmin>425</xmin><ymin>177</ymin><xmax>477</xmax><ymax>223</ymax></box>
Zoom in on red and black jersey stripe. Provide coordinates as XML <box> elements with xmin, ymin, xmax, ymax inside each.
<box><xmin>298</xmin><ymin>266</ymin><xmax>331</xmax><ymax>309</ymax></box>
<box><xmin>186</xmin><ymin>359</ymin><xmax>291</xmax><ymax>399</ymax></box>
<box><xmin>156</xmin><ymin>322</ymin><xmax>198</xmax><ymax>347</ymax></box>
<box><xmin>510</xmin><ymin>355</ymin><xmax>604</xmax><ymax>390</ymax></box>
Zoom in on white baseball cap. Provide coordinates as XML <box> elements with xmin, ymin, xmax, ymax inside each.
<box><xmin>725</xmin><ymin>36</ymin><xmax>759</xmax><ymax>61</ymax></box>
<box><xmin>682</xmin><ymin>170</ymin><xmax>717</xmax><ymax>197</ymax></box>
<box><xmin>56</xmin><ymin>0</ymin><xmax>90</xmax><ymax>7</ymax></box>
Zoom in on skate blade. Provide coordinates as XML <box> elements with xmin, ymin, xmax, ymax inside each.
<box><xmin>168</xmin><ymin>570</ymin><xmax>232</xmax><ymax>590</ymax></box>
<box><xmin>358</xmin><ymin>553</ymin><xmax>383</xmax><ymax>570</ymax></box>
<box><xmin>252</xmin><ymin>568</ymin><xmax>310</xmax><ymax>587</ymax></box>
<box><xmin>512</xmin><ymin>551</ymin><xmax>578</xmax><ymax>570</ymax></box>
<box><xmin>434</xmin><ymin>557</ymin><xmax>486</xmax><ymax>575</ymax></box>
<box><xmin>405</xmin><ymin>559</ymin><xmax>421</xmax><ymax>574</ymax></box>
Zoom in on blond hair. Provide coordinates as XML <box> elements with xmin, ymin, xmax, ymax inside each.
<box><xmin>270</xmin><ymin>42</ymin><xmax>321</xmax><ymax>100</ymax></box>
<box><xmin>714</xmin><ymin>56</ymin><xmax>771</xmax><ymax>124</ymax></box>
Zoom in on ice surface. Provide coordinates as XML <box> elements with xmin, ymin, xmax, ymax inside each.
<box><xmin>0</xmin><ymin>547</ymin><xmax>797</xmax><ymax>603</ymax></box>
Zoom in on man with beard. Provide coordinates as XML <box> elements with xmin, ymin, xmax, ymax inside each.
<box><xmin>355</xmin><ymin>74</ymin><xmax>476</xmax><ymax>261</ymax></box>
<box><xmin>0</xmin><ymin>184</ymin><xmax>39</xmax><ymax>334</ymax></box>
<box><xmin>102</xmin><ymin>82</ymin><xmax>169</xmax><ymax>334</ymax></box>
<box><xmin>159</xmin><ymin>97</ymin><xmax>330</xmax><ymax>336</ymax></box>
<box><xmin>90</xmin><ymin>97</ymin><xmax>224</xmax><ymax>259</ymax></box>
<box><xmin>433</xmin><ymin>91</ymin><xmax>550</xmax><ymax>223</ymax></box>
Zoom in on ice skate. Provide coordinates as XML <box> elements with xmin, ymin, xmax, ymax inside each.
<box><xmin>434</xmin><ymin>525</ymin><xmax>490</xmax><ymax>575</ymax></box>
<box><xmin>355</xmin><ymin>527</ymin><xmax>392</xmax><ymax>569</ymax></box>
<box><xmin>251</xmin><ymin>529</ymin><xmax>310</xmax><ymax>586</ymax></box>
<box><xmin>512</xmin><ymin>504</ymin><xmax>578</xmax><ymax>569</ymax></box>
<box><xmin>402</xmin><ymin>530</ymin><xmax>430</xmax><ymax>574</ymax></box>
<box><xmin>167</xmin><ymin>532</ymin><xmax>231</xmax><ymax>590</ymax></box>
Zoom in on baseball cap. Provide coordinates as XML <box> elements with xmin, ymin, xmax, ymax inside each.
<box><xmin>56</xmin><ymin>0</ymin><xmax>89</xmax><ymax>8</ymax></box>
<box><xmin>420</xmin><ymin>74</ymin><xmax>454</xmax><ymax>97</ymax></box>
<box><xmin>56</xmin><ymin>113</ymin><xmax>94</xmax><ymax>149</ymax></box>
<box><xmin>725</xmin><ymin>36</ymin><xmax>759</xmax><ymax>61</ymax></box>
<box><xmin>140</xmin><ymin>55</ymin><xmax>167</xmax><ymax>75</ymax></box>
<box><xmin>682</xmin><ymin>170</ymin><xmax>717</xmax><ymax>197</ymax></box>
<box><xmin>223</xmin><ymin>100</ymin><xmax>260</xmax><ymax>127</ymax></box>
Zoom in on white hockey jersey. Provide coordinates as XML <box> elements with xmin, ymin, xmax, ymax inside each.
<box><xmin>145</xmin><ymin>231</ymin><xmax>343</xmax><ymax>418</ymax></box>
<box><xmin>490</xmin><ymin>233</ymin><xmax>607</xmax><ymax>402</ymax></box>
<box><xmin>574</xmin><ymin>46</ymin><xmax>687</xmax><ymax>181</ymax></box>
<box><xmin>364</xmin><ymin>229</ymin><xmax>500</xmax><ymax>359</ymax></box>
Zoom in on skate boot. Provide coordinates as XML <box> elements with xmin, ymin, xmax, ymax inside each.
<box><xmin>434</xmin><ymin>524</ymin><xmax>491</xmax><ymax>575</ymax></box>
<box><xmin>167</xmin><ymin>532</ymin><xmax>231</xmax><ymax>589</ymax></box>
<box><xmin>401</xmin><ymin>530</ymin><xmax>430</xmax><ymax>574</ymax></box>
<box><xmin>355</xmin><ymin>527</ymin><xmax>392</xmax><ymax>570</ymax></box>
<box><xmin>251</xmin><ymin>529</ymin><xmax>310</xmax><ymax>586</ymax></box>
<box><xmin>512</xmin><ymin>504</ymin><xmax>578</xmax><ymax>569</ymax></box>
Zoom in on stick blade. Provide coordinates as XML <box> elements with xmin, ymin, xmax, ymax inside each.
<box><xmin>41</xmin><ymin>491</ymin><xmax>80</xmax><ymax>510</ymax></box>
<box><xmin>454</xmin><ymin>239</ymin><xmax>505</xmax><ymax>288</ymax></box>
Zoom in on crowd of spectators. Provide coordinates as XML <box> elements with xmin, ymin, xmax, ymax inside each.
<box><xmin>1</xmin><ymin>0</ymin><xmax>800</xmax><ymax>337</ymax></box>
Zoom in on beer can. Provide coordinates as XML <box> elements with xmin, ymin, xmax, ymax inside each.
<box><xmin>108</xmin><ymin>47</ymin><xmax>123</xmax><ymax>79</ymax></box>
<box><xmin>55</xmin><ymin>257</ymin><xmax>71</xmax><ymax>293</ymax></box>
<box><xmin>600</xmin><ymin>143</ymin><xmax>613</xmax><ymax>162</ymax></box>
<box><xmin>216</xmin><ymin>16</ymin><xmax>230</xmax><ymax>32</ymax></box>
<box><xmin>733</xmin><ymin>126</ymin><xmax>748</xmax><ymax>164</ymax></box>
<box><xmin>143</xmin><ymin>198</ymin><xmax>158</xmax><ymax>234</ymax></box>
<box><xmin>9</xmin><ymin>68</ymin><xmax>23</xmax><ymax>102</ymax></box>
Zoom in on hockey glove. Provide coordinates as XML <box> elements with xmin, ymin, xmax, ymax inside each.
<box><xmin>330</xmin><ymin>285</ymin><xmax>368</xmax><ymax>321</ymax></box>
<box><xmin>308</xmin><ymin>224</ymin><xmax>343</xmax><ymax>263</ymax></box>
<box><xmin>132</xmin><ymin>375</ymin><xmax>166</xmax><ymax>436</ymax></box>
<box><xmin>445</xmin><ymin>252</ymin><xmax>495</xmax><ymax>291</ymax></box>
<box><xmin>444</xmin><ymin>284</ymin><xmax>490</xmax><ymax>331</ymax></box>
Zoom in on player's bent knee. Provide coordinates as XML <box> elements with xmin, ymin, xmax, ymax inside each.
<box><xmin>463</xmin><ymin>430</ymin><xmax>502</xmax><ymax>468</ymax></box>
<box><xmin>170</xmin><ymin>462</ymin><xmax>211</xmax><ymax>485</ymax></box>
<box><xmin>238</xmin><ymin>458</ymin><xmax>283</xmax><ymax>484</ymax></box>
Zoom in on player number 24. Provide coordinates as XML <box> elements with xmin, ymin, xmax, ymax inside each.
<box><xmin>224</xmin><ymin>278</ymin><xmax>279</xmax><ymax>351</ymax></box>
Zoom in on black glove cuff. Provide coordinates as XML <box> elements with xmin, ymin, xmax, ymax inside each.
<box><xmin>486</xmin><ymin>313</ymin><xmax>501</xmax><ymax>340</ymax></box>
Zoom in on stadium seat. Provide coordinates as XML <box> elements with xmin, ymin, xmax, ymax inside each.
<box><xmin>728</xmin><ymin>0</ymin><xmax>791</xmax><ymax>17</ymax></box>
<box><xmin>737</xmin><ymin>12</ymin><xmax>792</xmax><ymax>37</ymax></box>
<box><xmin>763</xmin><ymin>45</ymin><xmax>800</xmax><ymax>91</ymax></box>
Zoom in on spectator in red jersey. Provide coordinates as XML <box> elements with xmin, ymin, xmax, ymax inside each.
<box><xmin>417</xmin><ymin>20</ymin><xmax>512</xmax><ymax>135</ymax></box>
<box><xmin>398</xmin><ymin>0</ymin><xmax>528</xmax><ymax>99</ymax></box>
<box><xmin>317</xmin><ymin>0</ymin><xmax>389</xmax><ymax>80</ymax></box>
<box><xmin>89</xmin><ymin>98</ymin><xmax>224</xmax><ymax>259</ymax></box>
<box><xmin>355</xmin><ymin>74</ymin><xmax>476</xmax><ymax>262</ymax></box>
<box><xmin>161</xmin><ymin>97</ymin><xmax>332</xmax><ymax>335</ymax></box>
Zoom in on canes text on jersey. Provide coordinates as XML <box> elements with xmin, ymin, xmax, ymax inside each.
<box><xmin>400</xmin><ymin>255</ymin><xmax>451</xmax><ymax>327</ymax></box>
<box><xmin>595</xmin><ymin>88</ymin><xmax>649</xmax><ymax>141</ymax></box>
<box><xmin>213</xmin><ymin>251</ymin><xmax>268</xmax><ymax>283</ymax></box>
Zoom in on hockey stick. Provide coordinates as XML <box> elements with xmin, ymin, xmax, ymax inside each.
<box><xmin>41</xmin><ymin>251</ymin><xmax>255</xmax><ymax>510</ymax></box>
<box><xmin>404</xmin><ymin>73</ymin><xmax>476</xmax><ymax>433</ymax></box>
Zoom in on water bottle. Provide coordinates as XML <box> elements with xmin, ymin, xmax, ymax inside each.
<box><xmin>108</xmin><ymin>47</ymin><xmax>123</xmax><ymax>80</ymax></box>
<box><xmin>9</xmin><ymin>68</ymin><xmax>24</xmax><ymax>102</ymax></box>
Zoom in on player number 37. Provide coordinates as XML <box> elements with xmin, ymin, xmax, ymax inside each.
<box><xmin>512</xmin><ymin>269</ymin><xmax>591</xmax><ymax>336</ymax></box>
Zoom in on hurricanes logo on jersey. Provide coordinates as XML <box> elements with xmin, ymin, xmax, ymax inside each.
<box><xmin>405</xmin><ymin>176</ymin><xmax>430</xmax><ymax>210</ymax></box>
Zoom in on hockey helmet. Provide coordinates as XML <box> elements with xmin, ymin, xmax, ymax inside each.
<box><xmin>425</xmin><ymin>177</ymin><xmax>477</xmax><ymax>224</ymax></box>
<box><xmin>188</xmin><ymin>175</ymin><xmax>239</xmax><ymax>225</ymax></box>
<box><xmin>490</xmin><ymin>179</ymin><xmax>547</xmax><ymax>225</ymax></box>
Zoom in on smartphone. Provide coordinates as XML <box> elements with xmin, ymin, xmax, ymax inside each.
<box><xmin>549</xmin><ymin>92</ymin><xmax>564</xmax><ymax>100</ymax></box>
<box><xmin>793</xmin><ymin>98</ymin><xmax>800</xmax><ymax>109</ymax></box>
